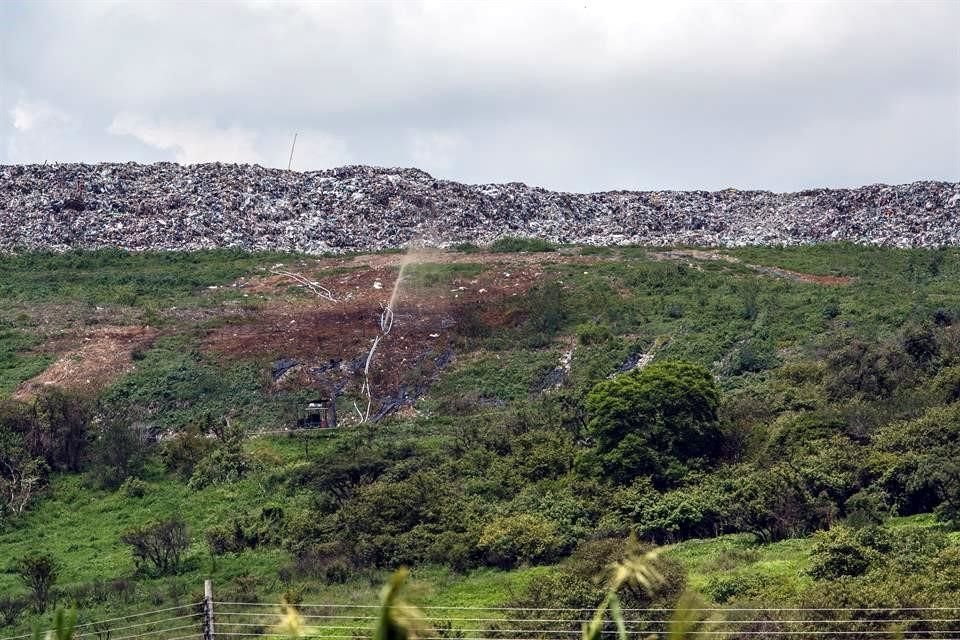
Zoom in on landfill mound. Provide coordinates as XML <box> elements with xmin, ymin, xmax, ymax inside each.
<box><xmin>1</xmin><ymin>163</ymin><xmax>958</xmax><ymax>252</ymax></box>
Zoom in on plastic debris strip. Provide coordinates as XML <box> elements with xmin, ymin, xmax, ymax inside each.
<box><xmin>0</xmin><ymin>163</ymin><xmax>958</xmax><ymax>252</ymax></box>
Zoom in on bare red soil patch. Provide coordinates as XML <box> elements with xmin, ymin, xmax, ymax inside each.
<box><xmin>203</xmin><ymin>255</ymin><xmax>550</xmax><ymax>404</ymax></box>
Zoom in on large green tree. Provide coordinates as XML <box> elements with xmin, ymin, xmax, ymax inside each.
<box><xmin>584</xmin><ymin>361</ymin><xmax>721</xmax><ymax>485</ymax></box>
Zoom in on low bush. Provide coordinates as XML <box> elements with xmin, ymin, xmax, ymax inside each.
<box><xmin>159</xmin><ymin>424</ymin><xmax>216</xmax><ymax>480</ymax></box>
<box><xmin>121</xmin><ymin>518</ymin><xmax>190</xmax><ymax>576</ymax></box>
<box><xmin>188</xmin><ymin>439</ymin><xmax>256</xmax><ymax>490</ymax></box>
<box><xmin>575</xmin><ymin>321</ymin><xmax>613</xmax><ymax>346</ymax></box>
<box><xmin>90</xmin><ymin>417</ymin><xmax>148</xmax><ymax>489</ymax></box>
<box><xmin>14</xmin><ymin>552</ymin><xmax>59</xmax><ymax>613</ymax></box>
<box><xmin>704</xmin><ymin>573</ymin><xmax>771</xmax><ymax>604</ymax></box>
<box><xmin>489</xmin><ymin>237</ymin><xmax>557</xmax><ymax>253</ymax></box>
<box><xmin>0</xmin><ymin>595</ymin><xmax>26</xmax><ymax>626</ymax></box>
<box><xmin>205</xmin><ymin>507</ymin><xmax>285</xmax><ymax>555</ymax></box>
<box><xmin>119</xmin><ymin>476</ymin><xmax>148</xmax><ymax>498</ymax></box>
<box><xmin>478</xmin><ymin>513</ymin><xmax>564</xmax><ymax>568</ymax></box>
<box><xmin>808</xmin><ymin>526</ymin><xmax>875</xmax><ymax>580</ymax></box>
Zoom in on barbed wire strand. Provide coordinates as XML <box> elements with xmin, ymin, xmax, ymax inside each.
<box><xmin>100</xmin><ymin>622</ymin><xmax>204</xmax><ymax>640</ymax></box>
<box><xmin>213</xmin><ymin>601</ymin><xmax>960</xmax><ymax>612</ymax></box>
<box><xmin>76</xmin><ymin>604</ymin><xmax>201</xmax><ymax>630</ymax></box>
<box><xmin>198</xmin><ymin>632</ymin><xmax>960</xmax><ymax>639</ymax></box>
<box><xmin>214</xmin><ymin>612</ymin><xmax>960</xmax><ymax>625</ymax></box>
<box><xmin>0</xmin><ymin>604</ymin><xmax>202</xmax><ymax>640</ymax></box>
<box><xmin>214</xmin><ymin>622</ymin><xmax>960</xmax><ymax>635</ymax></box>
<box><xmin>75</xmin><ymin>613</ymin><xmax>203</xmax><ymax>638</ymax></box>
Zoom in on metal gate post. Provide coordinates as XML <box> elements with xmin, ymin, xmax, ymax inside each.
<box><xmin>203</xmin><ymin>579</ymin><xmax>215</xmax><ymax>640</ymax></box>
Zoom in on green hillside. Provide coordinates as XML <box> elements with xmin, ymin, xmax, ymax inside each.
<box><xmin>2</xmin><ymin>244</ymin><xmax>960</xmax><ymax>635</ymax></box>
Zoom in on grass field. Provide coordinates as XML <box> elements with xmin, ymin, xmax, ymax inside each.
<box><xmin>2</xmin><ymin>244</ymin><xmax>960</xmax><ymax>635</ymax></box>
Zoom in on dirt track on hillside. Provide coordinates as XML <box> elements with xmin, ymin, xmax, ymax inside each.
<box><xmin>650</xmin><ymin>249</ymin><xmax>854</xmax><ymax>285</ymax></box>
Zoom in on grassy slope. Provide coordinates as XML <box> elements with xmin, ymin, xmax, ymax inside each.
<box><xmin>0</xmin><ymin>450</ymin><xmax>947</xmax><ymax>625</ymax></box>
<box><xmin>1</xmin><ymin>244</ymin><xmax>959</xmax><ymax>631</ymax></box>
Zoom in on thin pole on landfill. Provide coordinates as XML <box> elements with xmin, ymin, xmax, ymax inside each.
<box><xmin>287</xmin><ymin>132</ymin><xmax>298</xmax><ymax>170</ymax></box>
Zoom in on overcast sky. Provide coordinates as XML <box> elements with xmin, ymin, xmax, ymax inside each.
<box><xmin>1</xmin><ymin>0</ymin><xmax>958</xmax><ymax>192</ymax></box>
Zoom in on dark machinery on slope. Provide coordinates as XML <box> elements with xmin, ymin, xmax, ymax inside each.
<box><xmin>296</xmin><ymin>398</ymin><xmax>338</xmax><ymax>429</ymax></box>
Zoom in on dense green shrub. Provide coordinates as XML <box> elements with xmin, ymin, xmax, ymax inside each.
<box><xmin>762</xmin><ymin>413</ymin><xmax>845</xmax><ymax>460</ymax></box>
<box><xmin>808</xmin><ymin>526</ymin><xmax>874</xmax><ymax>580</ymax></box>
<box><xmin>509</xmin><ymin>429</ymin><xmax>574</xmax><ymax>481</ymax></box>
<box><xmin>632</xmin><ymin>482</ymin><xmax>731</xmax><ymax>543</ymax></box>
<box><xmin>188</xmin><ymin>447</ymin><xmax>245</xmax><ymax>488</ymax></box>
<box><xmin>280</xmin><ymin>449</ymin><xmax>392</xmax><ymax>508</ymax></box>
<box><xmin>498</xmin><ymin>536</ymin><xmax>686</xmax><ymax>632</ymax></box>
<box><xmin>575</xmin><ymin>321</ymin><xmax>613</xmax><ymax>346</ymax></box>
<box><xmin>22</xmin><ymin>389</ymin><xmax>93</xmax><ymax>473</ymax></box>
<box><xmin>119</xmin><ymin>476</ymin><xmax>148</xmax><ymax>498</ymax></box>
<box><xmin>825</xmin><ymin>339</ymin><xmax>911</xmax><ymax>400</ymax></box>
<box><xmin>90</xmin><ymin>417</ymin><xmax>148</xmax><ymax>489</ymax></box>
<box><xmin>844</xmin><ymin>489</ymin><xmax>889</xmax><ymax>528</ymax></box>
<box><xmin>933</xmin><ymin>365</ymin><xmax>960</xmax><ymax>403</ymax></box>
<box><xmin>478</xmin><ymin>513</ymin><xmax>564</xmax><ymax>568</ymax></box>
<box><xmin>425</xmin><ymin>530</ymin><xmax>476</xmax><ymax>573</ymax></box>
<box><xmin>730</xmin><ymin>464</ymin><xmax>829</xmax><ymax>542</ymax></box>
<box><xmin>285</xmin><ymin>543</ymin><xmax>353</xmax><ymax>584</ymax></box>
<box><xmin>121</xmin><ymin>518</ymin><xmax>190</xmax><ymax>576</ymax></box>
<box><xmin>901</xmin><ymin>324</ymin><xmax>939</xmax><ymax>367</ymax></box>
<box><xmin>205</xmin><ymin>507</ymin><xmax>285</xmax><ymax>555</ymax></box>
<box><xmin>159</xmin><ymin>423</ymin><xmax>216</xmax><ymax>479</ymax></box>
<box><xmin>704</xmin><ymin>573</ymin><xmax>770</xmax><ymax>604</ymax></box>
<box><xmin>187</xmin><ymin>437</ymin><xmax>256</xmax><ymax>490</ymax></box>
<box><xmin>723</xmin><ymin>339</ymin><xmax>778</xmax><ymax>376</ymax></box>
<box><xmin>584</xmin><ymin>361</ymin><xmax>721</xmax><ymax>485</ymax></box>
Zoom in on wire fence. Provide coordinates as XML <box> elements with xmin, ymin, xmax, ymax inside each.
<box><xmin>212</xmin><ymin>602</ymin><xmax>960</xmax><ymax>640</ymax></box>
<box><xmin>0</xmin><ymin>603</ymin><xmax>204</xmax><ymax>640</ymax></box>
<box><xmin>8</xmin><ymin>600</ymin><xmax>960</xmax><ymax>640</ymax></box>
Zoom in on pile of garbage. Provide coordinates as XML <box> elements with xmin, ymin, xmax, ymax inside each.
<box><xmin>1</xmin><ymin>162</ymin><xmax>958</xmax><ymax>252</ymax></box>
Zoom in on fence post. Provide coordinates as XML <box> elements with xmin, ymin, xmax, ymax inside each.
<box><xmin>203</xmin><ymin>579</ymin><xmax>215</xmax><ymax>640</ymax></box>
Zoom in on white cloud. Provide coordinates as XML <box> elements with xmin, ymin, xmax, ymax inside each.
<box><xmin>9</xmin><ymin>99</ymin><xmax>72</xmax><ymax>132</ymax></box>
<box><xmin>1</xmin><ymin>1</ymin><xmax>957</xmax><ymax>188</ymax></box>
<box><xmin>107</xmin><ymin>113</ymin><xmax>261</xmax><ymax>164</ymax></box>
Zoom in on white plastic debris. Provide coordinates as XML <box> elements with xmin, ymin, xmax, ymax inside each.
<box><xmin>0</xmin><ymin>163</ymin><xmax>956</xmax><ymax>252</ymax></box>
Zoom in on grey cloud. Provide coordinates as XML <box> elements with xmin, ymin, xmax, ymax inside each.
<box><xmin>1</xmin><ymin>0</ymin><xmax>957</xmax><ymax>191</ymax></box>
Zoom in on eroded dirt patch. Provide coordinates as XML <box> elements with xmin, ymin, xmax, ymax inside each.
<box><xmin>202</xmin><ymin>255</ymin><xmax>553</xmax><ymax>413</ymax></box>
<box><xmin>15</xmin><ymin>325</ymin><xmax>158</xmax><ymax>399</ymax></box>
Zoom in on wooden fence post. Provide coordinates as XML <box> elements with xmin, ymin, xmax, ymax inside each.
<box><xmin>203</xmin><ymin>579</ymin><xmax>215</xmax><ymax>640</ymax></box>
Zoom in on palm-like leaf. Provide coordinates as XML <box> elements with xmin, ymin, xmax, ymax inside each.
<box><xmin>373</xmin><ymin>569</ymin><xmax>431</xmax><ymax>640</ymax></box>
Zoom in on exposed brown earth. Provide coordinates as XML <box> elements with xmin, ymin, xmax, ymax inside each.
<box><xmin>15</xmin><ymin>325</ymin><xmax>158</xmax><ymax>399</ymax></box>
<box><xmin>202</xmin><ymin>255</ymin><xmax>550</xmax><ymax>402</ymax></box>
